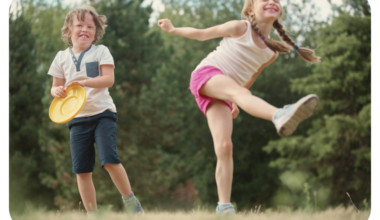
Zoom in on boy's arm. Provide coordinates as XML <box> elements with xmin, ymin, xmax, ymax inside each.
<box><xmin>51</xmin><ymin>77</ymin><xmax>66</xmax><ymax>98</ymax></box>
<box><xmin>64</xmin><ymin>64</ymin><xmax>115</xmax><ymax>89</ymax></box>
<box><xmin>158</xmin><ymin>19</ymin><xmax>248</xmax><ymax>41</ymax></box>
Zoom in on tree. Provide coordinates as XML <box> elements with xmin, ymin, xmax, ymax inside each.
<box><xmin>9</xmin><ymin>13</ymin><xmax>54</xmax><ymax>213</ymax></box>
<box><xmin>263</xmin><ymin>6</ymin><xmax>371</xmax><ymax>209</ymax></box>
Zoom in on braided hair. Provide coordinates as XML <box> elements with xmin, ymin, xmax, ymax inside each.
<box><xmin>242</xmin><ymin>1</ymin><xmax>320</xmax><ymax>63</ymax></box>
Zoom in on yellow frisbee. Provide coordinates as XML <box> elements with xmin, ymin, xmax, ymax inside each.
<box><xmin>49</xmin><ymin>85</ymin><xmax>86</xmax><ymax>124</ymax></box>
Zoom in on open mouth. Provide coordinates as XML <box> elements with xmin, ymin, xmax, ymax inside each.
<box><xmin>79</xmin><ymin>34</ymin><xmax>89</xmax><ymax>39</ymax></box>
<box><xmin>265</xmin><ymin>7</ymin><xmax>278</xmax><ymax>12</ymax></box>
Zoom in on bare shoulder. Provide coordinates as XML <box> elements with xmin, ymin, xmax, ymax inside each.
<box><xmin>224</xmin><ymin>20</ymin><xmax>248</xmax><ymax>38</ymax></box>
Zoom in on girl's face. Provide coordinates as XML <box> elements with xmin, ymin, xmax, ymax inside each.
<box><xmin>249</xmin><ymin>0</ymin><xmax>282</xmax><ymax>22</ymax></box>
<box><xmin>70</xmin><ymin>13</ymin><xmax>96</xmax><ymax>49</ymax></box>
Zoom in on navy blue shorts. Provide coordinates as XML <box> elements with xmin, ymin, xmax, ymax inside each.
<box><xmin>68</xmin><ymin>110</ymin><xmax>121</xmax><ymax>174</ymax></box>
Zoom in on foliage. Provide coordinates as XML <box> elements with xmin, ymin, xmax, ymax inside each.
<box><xmin>263</xmin><ymin>10</ymin><xmax>371</xmax><ymax>209</ymax></box>
<box><xmin>9</xmin><ymin>12</ymin><xmax>54</xmax><ymax>213</ymax></box>
<box><xmin>8</xmin><ymin>0</ymin><xmax>370</xmax><ymax>213</ymax></box>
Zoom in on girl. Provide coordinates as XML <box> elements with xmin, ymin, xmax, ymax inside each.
<box><xmin>158</xmin><ymin>0</ymin><xmax>320</xmax><ymax>214</ymax></box>
<box><xmin>48</xmin><ymin>5</ymin><xmax>143</xmax><ymax>215</ymax></box>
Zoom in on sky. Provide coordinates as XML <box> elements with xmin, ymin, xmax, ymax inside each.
<box><xmin>139</xmin><ymin>0</ymin><xmax>344</xmax><ymax>23</ymax></box>
<box><xmin>3</xmin><ymin>0</ymin><xmax>380</xmax><ymax>220</ymax></box>
<box><xmin>10</xmin><ymin>0</ymin><xmax>345</xmax><ymax>24</ymax></box>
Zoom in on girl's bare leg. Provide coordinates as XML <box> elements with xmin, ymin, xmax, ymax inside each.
<box><xmin>206</xmin><ymin>100</ymin><xmax>234</xmax><ymax>203</ymax></box>
<box><xmin>200</xmin><ymin>74</ymin><xmax>278</xmax><ymax>121</ymax></box>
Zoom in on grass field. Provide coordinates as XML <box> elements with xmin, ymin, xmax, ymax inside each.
<box><xmin>10</xmin><ymin>207</ymin><xmax>370</xmax><ymax>220</ymax></box>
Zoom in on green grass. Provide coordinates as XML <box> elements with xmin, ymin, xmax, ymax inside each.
<box><xmin>10</xmin><ymin>207</ymin><xmax>370</xmax><ymax>220</ymax></box>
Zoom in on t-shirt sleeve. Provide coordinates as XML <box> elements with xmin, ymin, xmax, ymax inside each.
<box><xmin>99</xmin><ymin>46</ymin><xmax>115</xmax><ymax>68</ymax></box>
<box><xmin>47</xmin><ymin>51</ymin><xmax>65</xmax><ymax>79</ymax></box>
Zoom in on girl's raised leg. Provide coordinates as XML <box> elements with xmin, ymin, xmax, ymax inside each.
<box><xmin>206</xmin><ymin>100</ymin><xmax>235</xmax><ymax>210</ymax></box>
<box><xmin>200</xmin><ymin>74</ymin><xmax>278</xmax><ymax>121</ymax></box>
<box><xmin>200</xmin><ymin>74</ymin><xmax>319</xmax><ymax>137</ymax></box>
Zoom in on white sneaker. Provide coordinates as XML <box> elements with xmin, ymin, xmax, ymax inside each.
<box><xmin>216</xmin><ymin>203</ymin><xmax>236</xmax><ymax>215</ymax></box>
<box><xmin>122</xmin><ymin>195</ymin><xmax>145</xmax><ymax>214</ymax></box>
<box><xmin>273</xmin><ymin>94</ymin><xmax>319</xmax><ymax>137</ymax></box>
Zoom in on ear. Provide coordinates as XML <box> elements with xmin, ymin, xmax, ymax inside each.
<box><xmin>247</xmin><ymin>7</ymin><xmax>255</xmax><ymax>16</ymax></box>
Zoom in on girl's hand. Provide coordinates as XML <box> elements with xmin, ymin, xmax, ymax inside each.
<box><xmin>64</xmin><ymin>80</ymin><xmax>86</xmax><ymax>90</ymax></box>
<box><xmin>158</xmin><ymin>18</ymin><xmax>175</xmax><ymax>33</ymax></box>
<box><xmin>51</xmin><ymin>86</ymin><xmax>66</xmax><ymax>98</ymax></box>
<box><xmin>231</xmin><ymin>103</ymin><xmax>240</xmax><ymax>119</ymax></box>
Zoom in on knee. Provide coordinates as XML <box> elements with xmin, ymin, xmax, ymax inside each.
<box><xmin>215</xmin><ymin>141</ymin><xmax>233</xmax><ymax>158</ymax></box>
<box><xmin>232</xmin><ymin>87</ymin><xmax>251</xmax><ymax>99</ymax></box>
<box><xmin>103</xmin><ymin>163</ymin><xmax>118</xmax><ymax>171</ymax></box>
<box><xmin>76</xmin><ymin>172</ymin><xmax>92</xmax><ymax>180</ymax></box>
<box><xmin>238</xmin><ymin>87</ymin><xmax>251</xmax><ymax>96</ymax></box>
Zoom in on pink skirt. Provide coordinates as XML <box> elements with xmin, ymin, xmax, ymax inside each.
<box><xmin>189</xmin><ymin>65</ymin><xmax>233</xmax><ymax>117</ymax></box>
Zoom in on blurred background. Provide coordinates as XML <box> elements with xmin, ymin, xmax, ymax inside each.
<box><xmin>9</xmin><ymin>0</ymin><xmax>370</xmax><ymax>215</ymax></box>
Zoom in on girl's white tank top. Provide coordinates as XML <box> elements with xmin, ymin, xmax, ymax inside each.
<box><xmin>194</xmin><ymin>20</ymin><xmax>275</xmax><ymax>86</ymax></box>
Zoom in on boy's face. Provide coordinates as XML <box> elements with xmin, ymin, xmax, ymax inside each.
<box><xmin>70</xmin><ymin>13</ymin><xmax>96</xmax><ymax>49</ymax></box>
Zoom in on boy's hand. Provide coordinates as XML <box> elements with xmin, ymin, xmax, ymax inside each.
<box><xmin>51</xmin><ymin>86</ymin><xmax>66</xmax><ymax>98</ymax></box>
<box><xmin>231</xmin><ymin>103</ymin><xmax>240</xmax><ymax>119</ymax></box>
<box><xmin>64</xmin><ymin>80</ymin><xmax>87</xmax><ymax>90</ymax></box>
<box><xmin>158</xmin><ymin>18</ymin><xmax>175</xmax><ymax>33</ymax></box>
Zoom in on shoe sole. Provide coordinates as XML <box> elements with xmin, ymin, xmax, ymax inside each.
<box><xmin>278</xmin><ymin>94</ymin><xmax>319</xmax><ymax>137</ymax></box>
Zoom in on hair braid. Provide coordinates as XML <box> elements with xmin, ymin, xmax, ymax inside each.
<box><xmin>248</xmin><ymin>15</ymin><xmax>291</xmax><ymax>53</ymax></box>
<box><xmin>273</xmin><ymin>20</ymin><xmax>295</xmax><ymax>47</ymax></box>
<box><xmin>273</xmin><ymin>20</ymin><xmax>320</xmax><ymax>63</ymax></box>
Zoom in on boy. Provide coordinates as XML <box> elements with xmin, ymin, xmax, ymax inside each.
<box><xmin>48</xmin><ymin>5</ymin><xmax>144</xmax><ymax>215</ymax></box>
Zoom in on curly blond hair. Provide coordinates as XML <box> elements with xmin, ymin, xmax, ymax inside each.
<box><xmin>61</xmin><ymin>5</ymin><xmax>107</xmax><ymax>46</ymax></box>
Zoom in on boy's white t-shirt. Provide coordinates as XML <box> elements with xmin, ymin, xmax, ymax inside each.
<box><xmin>48</xmin><ymin>44</ymin><xmax>116</xmax><ymax>118</ymax></box>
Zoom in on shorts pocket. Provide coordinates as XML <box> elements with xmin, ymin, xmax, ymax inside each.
<box><xmin>86</xmin><ymin>61</ymin><xmax>99</xmax><ymax>78</ymax></box>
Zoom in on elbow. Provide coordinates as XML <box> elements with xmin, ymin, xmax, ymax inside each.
<box><xmin>108</xmin><ymin>80</ymin><xmax>114</xmax><ymax>88</ymax></box>
<box><xmin>196</xmin><ymin>32</ymin><xmax>207</xmax><ymax>41</ymax></box>
<box><xmin>106</xmin><ymin>75</ymin><xmax>114</xmax><ymax>88</ymax></box>
<box><xmin>198</xmin><ymin>34</ymin><xmax>207</xmax><ymax>41</ymax></box>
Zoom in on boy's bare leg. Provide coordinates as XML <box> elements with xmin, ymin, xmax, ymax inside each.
<box><xmin>103</xmin><ymin>163</ymin><xmax>132</xmax><ymax>196</ymax></box>
<box><xmin>77</xmin><ymin>172</ymin><xmax>97</xmax><ymax>212</ymax></box>
<box><xmin>104</xmin><ymin>163</ymin><xmax>144</xmax><ymax>213</ymax></box>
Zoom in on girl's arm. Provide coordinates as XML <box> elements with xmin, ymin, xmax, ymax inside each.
<box><xmin>243</xmin><ymin>52</ymin><xmax>279</xmax><ymax>89</ymax></box>
<box><xmin>158</xmin><ymin>19</ymin><xmax>248</xmax><ymax>41</ymax></box>
<box><xmin>64</xmin><ymin>64</ymin><xmax>115</xmax><ymax>90</ymax></box>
